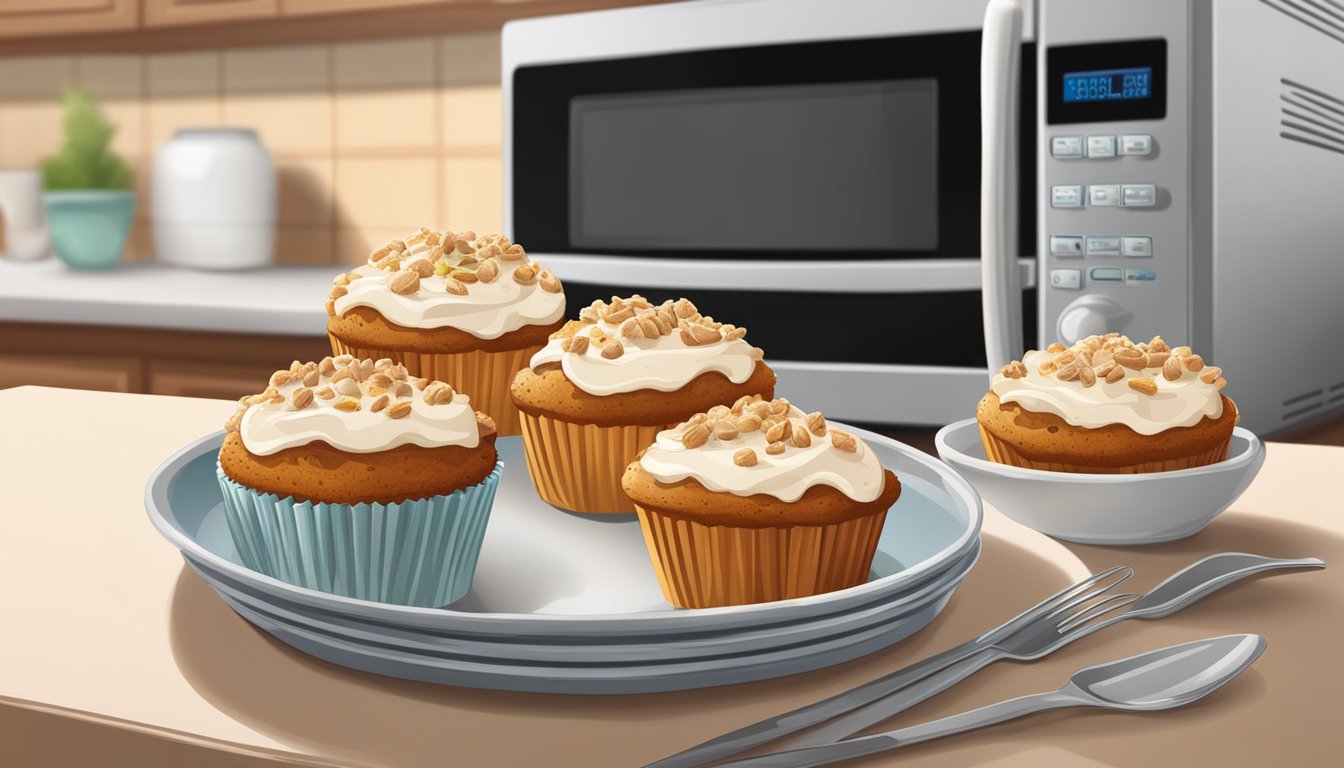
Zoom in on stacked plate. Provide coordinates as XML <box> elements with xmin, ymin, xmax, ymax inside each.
<box><xmin>147</xmin><ymin>426</ymin><xmax>982</xmax><ymax>694</ymax></box>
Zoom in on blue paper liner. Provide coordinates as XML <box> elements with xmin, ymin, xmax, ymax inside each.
<box><xmin>216</xmin><ymin>461</ymin><xmax>502</xmax><ymax>607</ymax></box>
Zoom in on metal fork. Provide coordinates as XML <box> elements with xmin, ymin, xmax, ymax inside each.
<box><xmin>773</xmin><ymin>587</ymin><xmax>1141</xmax><ymax>750</ymax></box>
<box><xmin>644</xmin><ymin>565</ymin><xmax>1136</xmax><ymax>768</ymax></box>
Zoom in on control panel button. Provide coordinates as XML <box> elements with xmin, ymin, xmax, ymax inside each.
<box><xmin>1121</xmin><ymin>184</ymin><xmax>1157</xmax><ymax>207</ymax></box>
<box><xmin>1051</xmin><ymin>185</ymin><xmax>1084</xmax><ymax>208</ymax></box>
<box><xmin>1125</xmin><ymin>269</ymin><xmax>1157</xmax><ymax>283</ymax></box>
<box><xmin>1120</xmin><ymin>134</ymin><xmax>1152</xmax><ymax>155</ymax></box>
<box><xmin>1085</xmin><ymin>236</ymin><xmax>1122</xmax><ymax>256</ymax></box>
<box><xmin>1050</xmin><ymin>235</ymin><xmax>1084</xmax><ymax>257</ymax></box>
<box><xmin>1088</xmin><ymin>184</ymin><xmax>1120</xmax><ymax>206</ymax></box>
<box><xmin>1089</xmin><ymin>267</ymin><xmax>1124</xmax><ymax>282</ymax></box>
<box><xmin>1051</xmin><ymin>136</ymin><xmax>1084</xmax><ymax>158</ymax></box>
<box><xmin>1122</xmin><ymin>236</ymin><xmax>1153</xmax><ymax>257</ymax></box>
<box><xmin>1050</xmin><ymin>268</ymin><xmax>1082</xmax><ymax>290</ymax></box>
<box><xmin>1087</xmin><ymin>135</ymin><xmax>1117</xmax><ymax>158</ymax></box>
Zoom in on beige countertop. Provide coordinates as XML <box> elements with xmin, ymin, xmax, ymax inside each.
<box><xmin>1</xmin><ymin>385</ymin><xmax>1341</xmax><ymax>767</ymax></box>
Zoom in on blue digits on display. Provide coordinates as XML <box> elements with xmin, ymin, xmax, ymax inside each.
<box><xmin>1063</xmin><ymin>67</ymin><xmax>1151</xmax><ymax>103</ymax></box>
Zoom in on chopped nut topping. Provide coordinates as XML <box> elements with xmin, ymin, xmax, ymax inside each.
<box><xmin>334</xmin><ymin>397</ymin><xmax>360</xmax><ymax>412</ymax></box>
<box><xmin>387</xmin><ymin>400</ymin><xmax>413</xmax><ymax>419</ymax></box>
<box><xmin>805</xmin><ymin>411</ymin><xmax>827</xmax><ymax>436</ymax></box>
<box><xmin>567</xmin><ymin>335</ymin><xmax>590</xmax><ymax>355</ymax></box>
<box><xmin>765</xmin><ymin>441</ymin><xmax>786</xmax><ymax>455</ymax></box>
<box><xmin>370</xmin><ymin>394</ymin><xmax>390</xmax><ymax>413</ymax></box>
<box><xmin>830</xmin><ymin>430</ymin><xmax>858</xmax><ymax>453</ymax></box>
<box><xmin>681</xmin><ymin>423</ymin><xmax>710</xmax><ymax>449</ymax></box>
<box><xmin>737</xmin><ymin>414</ymin><xmax>762</xmax><ymax>433</ymax></box>
<box><xmin>733</xmin><ymin>448</ymin><xmax>758</xmax><ymax>467</ymax></box>
<box><xmin>539</xmin><ymin>270</ymin><xmax>562</xmax><ymax>293</ymax></box>
<box><xmin>422</xmin><ymin>381</ymin><xmax>456</xmax><ymax>405</ymax></box>
<box><xmin>1162</xmin><ymin>355</ymin><xmax>1183</xmax><ymax>381</ymax></box>
<box><xmin>316</xmin><ymin>386</ymin><xmax>335</xmax><ymax>400</ymax></box>
<box><xmin>444</xmin><ymin>278</ymin><xmax>469</xmax><ymax>296</ymax></box>
<box><xmin>1198</xmin><ymin>366</ymin><xmax>1222</xmax><ymax>384</ymax></box>
<box><xmin>1128</xmin><ymin>377</ymin><xmax>1159</xmax><ymax>395</ymax></box>
<box><xmin>600</xmin><ymin>339</ymin><xmax>624</xmax><ymax>359</ymax></box>
<box><xmin>389</xmin><ymin>268</ymin><xmax>420</xmax><ymax>295</ymax></box>
<box><xmin>291</xmin><ymin>387</ymin><xmax>314</xmax><ymax>410</ymax></box>
<box><xmin>792</xmin><ymin>428</ymin><xmax>812</xmax><ymax>448</ymax></box>
<box><xmin>269</xmin><ymin>370</ymin><xmax>292</xmax><ymax>387</ymax></box>
<box><xmin>513</xmin><ymin>263</ymin><xmax>538</xmax><ymax>285</ymax></box>
<box><xmin>1184</xmin><ymin>354</ymin><xmax>1205</xmax><ymax>372</ymax></box>
<box><xmin>334</xmin><ymin>378</ymin><xmax>361</xmax><ymax>397</ymax></box>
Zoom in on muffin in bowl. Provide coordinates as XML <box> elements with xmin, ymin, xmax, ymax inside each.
<box><xmin>978</xmin><ymin>334</ymin><xmax>1236</xmax><ymax>474</ymax></box>
<box><xmin>623</xmin><ymin>397</ymin><xmax>901</xmax><ymax>608</ymax></box>
<box><xmin>326</xmin><ymin>228</ymin><xmax>565</xmax><ymax>435</ymax></box>
<box><xmin>218</xmin><ymin>356</ymin><xmax>500</xmax><ymax>607</ymax></box>
<box><xmin>511</xmin><ymin>295</ymin><xmax>776</xmax><ymax>514</ymax></box>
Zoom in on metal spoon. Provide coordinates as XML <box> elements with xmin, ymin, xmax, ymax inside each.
<box><xmin>720</xmin><ymin>633</ymin><xmax>1267</xmax><ymax>768</ymax></box>
<box><xmin>779</xmin><ymin>552</ymin><xmax>1322</xmax><ymax>750</ymax></box>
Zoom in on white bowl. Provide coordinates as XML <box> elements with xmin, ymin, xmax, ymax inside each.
<box><xmin>935</xmin><ymin>418</ymin><xmax>1265</xmax><ymax>545</ymax></box>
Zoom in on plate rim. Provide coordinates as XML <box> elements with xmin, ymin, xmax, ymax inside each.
<box><xmin>147</xmin><ymin>423</ymin><xmax>982</xmax><ymax>627</ymax></box>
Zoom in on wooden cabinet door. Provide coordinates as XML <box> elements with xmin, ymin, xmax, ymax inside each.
<box><xmin>147</xmin><ymin>360</ymin><xmax>282</xmax><ymax>402</ymax></box>
<box><xmin>0</xmin><ymin>0</ymin><xmax>137</xmax><ymax>38</ymax></box>
<box><xmin>0</xmin><ymin>354</ymin><xmax>141</xmax><ymax>392</ymax></box>
<box><xmin>280</xmin><ymin>0</ymin><xmax>448</xmax><ymax>15</ymax></box>
<box><xmin>143</xmin><ymin>0</ymin><xmax>278</xmax><ymax>27</ymax></box>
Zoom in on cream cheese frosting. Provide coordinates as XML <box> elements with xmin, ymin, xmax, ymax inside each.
<box><xmin>638</xmin><ymin>397</ymin><xmax>886</xmax><ymax>503</ymax></box>
<box><xmin>529</xmin><ymin>295</ymin><xmax>763</xmax><ymax>396</ymax></box>
<box><xmin>329</xmin><ymin>229</ymin><xmax>565</xmax><ymax>339</ymax></box>
<box><xmin>227</xmin><ymin>356</ymin><xmax>484</xmax><ymax>456</ymax></box>
<box><xmin>991</xmin><ymin>335</ymin><xmax>1227</xmax><ymax>436</ymax></box>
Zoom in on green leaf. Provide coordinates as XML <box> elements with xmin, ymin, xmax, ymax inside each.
<box><xmin>41</xmin><ymin>89</ymin><xmax>134</xmax><ymax>191</ymax></box>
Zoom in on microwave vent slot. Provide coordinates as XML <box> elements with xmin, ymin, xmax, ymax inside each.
<box><xmin>1261</xmin><ymin>0</ymin><xmax>1344</xmax><ymax>46</ymax></box>
<box><xmin>1280</xmin><ymin>78</ymin><xmax>1344</xmax><ymax>157</ymax></box>
<box><xmin>1282</xmin><ymin>387</ymin><xmax>1324</xmax><ymax>407</ymax></box>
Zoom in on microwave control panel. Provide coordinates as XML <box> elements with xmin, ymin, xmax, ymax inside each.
<box><xmin>1038</xmin><ymin>0</ymin><xmax>1190</xmax><ymax>348</ymax></box>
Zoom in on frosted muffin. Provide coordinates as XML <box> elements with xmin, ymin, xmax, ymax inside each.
<box><xmin>326</xmin><ymin>228</ymin><xmax>565</xmax><ymax>436</ymax></box>
<box><xmin>217</xmin><ymin>356</ymin><xmax>501</xmax><ymax>606</ymax></box>
<box><xmin>510</xmin><ymin>295</ymin><xmax>776</xmax><ymax>514</ymax></box>
<box><xmin>623</xmin><ymin>397</ymin><xmax>901</xmax><ymax>608</ymax></box>
<box><xmin>978</xmin><ymin>334</ymin><xmax>1237</xmax><ymax>474</ymax></box>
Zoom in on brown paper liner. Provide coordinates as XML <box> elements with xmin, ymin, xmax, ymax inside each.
<box><xmin>978</xmin><ymin>426</ymin><xmax>1232</xmax><ymax>474</ymax></box>
<box><xmin>329</xmin><ymin>335</ymin><xmax>537</xmax><ymax>436</ymax></box>
<box><xmin>517</xmin><ymin>412</ymin><xmax>666</xmax><ymax>514</ymax></box>
<box><xmin>633</xmin><ymin>504</ymin><xmax>888</xmax><ymax>609</ymax></box>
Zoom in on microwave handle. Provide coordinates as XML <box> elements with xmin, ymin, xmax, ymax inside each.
<box><xmin>980</xmin><ymin>0</ymin><xmax>1024</xmax><ymax>378</ymax></box>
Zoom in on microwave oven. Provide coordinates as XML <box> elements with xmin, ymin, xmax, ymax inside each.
<box><xmin>503</xmin><ymin>0</ymin><xmax>1344</xmax><ymax>435</ymax></box>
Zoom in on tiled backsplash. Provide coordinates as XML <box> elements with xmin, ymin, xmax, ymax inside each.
<box><xmin>0</xmin><ymin>31</ymin><xmax>503</xmax><ymax>267</ymax></box>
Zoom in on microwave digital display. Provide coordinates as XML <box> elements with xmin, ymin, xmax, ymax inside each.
<box><xmin>1047</xmin><ymin>39</ymin><xmax>1166</xmax><ymax>124</ymax></box>
<box><xmin>1062</xmin><ymin>66</ymin><xmax>1152</xmax><ymax>103</ymax></box>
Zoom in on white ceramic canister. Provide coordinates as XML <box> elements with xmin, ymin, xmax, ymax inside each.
<box><xmin>0</xmin><ymin>169</ymin><xmax>51</xmax><ymax>261</ymax></box>
<box><xmin>153</xmin><ymin>127</ymin><xmax>276</xmax><ymax>270</ymax></box>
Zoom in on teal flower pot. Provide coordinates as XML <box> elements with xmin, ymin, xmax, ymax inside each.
<box><xmin>44</xmin><ymin>190</ymin><xmax>135</xmax><ymax>270</ymax></box>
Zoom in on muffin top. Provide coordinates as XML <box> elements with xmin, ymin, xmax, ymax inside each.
<box><xmin>992</xmin><ymin>334</ymin><xmax>1228</xmax><ymax>436</ymax></box>
<box><xmin>528</xmin><ymin>295</ymin><xmax>764</xmax><ymax>396</ymax></box>
<box><xmin>637</xmin><ymin>396</ymin><xmax>886</xmax><ymax>503</ymax></box>
<box><xmin>327</xmin><ymin>228</ymin><xmax>565</xmax><ymax>339</ymax></box>
<box><xmin>223</xmin><ymin>356</ymin><xmax>494</xmax><ymax>455</ymax></box>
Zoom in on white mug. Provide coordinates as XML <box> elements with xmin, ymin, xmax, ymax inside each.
<box><xmin>0</xmin><ymin>169</ymin><xmax>51</xmax><ymax>261</ymax></box>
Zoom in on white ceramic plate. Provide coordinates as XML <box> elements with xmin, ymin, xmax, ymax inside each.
<box><xmin>147</xmin><ymin>427</ymin><xmax>982</xmax><ymax>692</ymax></box>
<box><xmin>936</xmin><ymin>418</ymin><xmax>1265</xmax><ymax>545</ymax></box>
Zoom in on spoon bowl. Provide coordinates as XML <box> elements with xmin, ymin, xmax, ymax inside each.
<box><xmin>1069</xmin><ymin>633</ymin><xmax>1266</xmax><ymax>710</ymax></box>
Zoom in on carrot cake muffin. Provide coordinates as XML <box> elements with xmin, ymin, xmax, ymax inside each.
<box><xmin>623</xmin><ymin>397</ymin><xmax>901</xmax><ymax>608</ymax></box>
<box><xmin>978</xmin><ymin>334</ymin><xmax>1236</xmax><ymax>473</ymax></box>
<box><xmin>217</xmin><ymin>356</ymin><xmax>501</xmax><ymax>606</ymax></box>
<box><xmin>510</xmin><ymin>295</ymin><xmax>776</xmax><ymax>515</ymax></box>
<box><xmin>326</xmin><ymin>228</ymin><xmax>565</xmax><ymax>436</ymax></box>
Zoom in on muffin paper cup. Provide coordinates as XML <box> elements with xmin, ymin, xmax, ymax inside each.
<box><xmin>216</xmin><ymin>461</ymin><xmax>502</xmax><ymax>607</ymax></box>
<box><xmin>979</xmin><ymin>426</ymin><xmax>1232</xmax><ymax>474</ymax></box>
<box><xmin>634</xmin><ymin>504</ymin><xmax>888</xmax><ymax>609</ymax></box>
<box><xmin>518</xmin><ymin>411</ymin><xmax>666</xmax><ymax>514</ymax></box>
<box><xmin>329</xmin><ymin>335</ymin><xmax>537</xmax><ymax>437</ymax></box>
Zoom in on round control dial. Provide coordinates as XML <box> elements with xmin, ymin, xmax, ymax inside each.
<box><xmin>1057</xmin><ymin>295</ymin><xmax>1133</xmax><ymax>345</ymax></box>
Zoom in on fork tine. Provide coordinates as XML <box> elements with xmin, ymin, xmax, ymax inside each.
<box><xmin>1039</xmin><ymin>566</ymin><xmax>1134</xmax><ymax>624</ymax></box>
<box><xmin>1057</xmin><ymin>592</ymin><xmax>1141</xmax><ymax>634</ymax></box>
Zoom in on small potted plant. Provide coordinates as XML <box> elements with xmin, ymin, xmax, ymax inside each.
<box><xmin>42</xmin><ymin>89</ymin><xmax>134</xmax><ymax>270</ymax></box>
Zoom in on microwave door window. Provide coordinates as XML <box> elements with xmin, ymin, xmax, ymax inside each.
<box><xmin>567</xmin><ymin>80</ymin><xmax>938</xmax><ymax>253</ymax></box>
